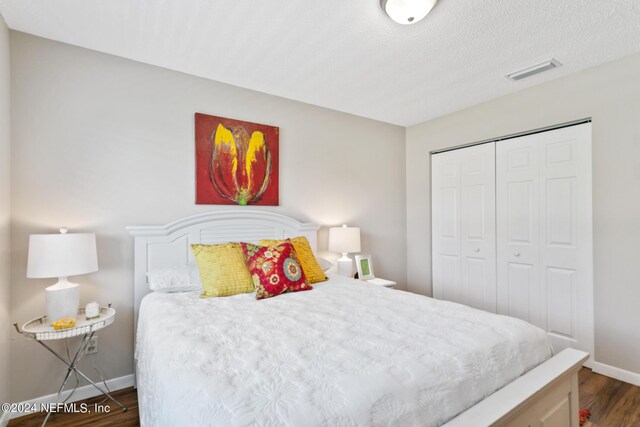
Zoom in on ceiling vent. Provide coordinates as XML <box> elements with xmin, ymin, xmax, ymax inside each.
<box><xmin>506</xmin><ymin>59</ymin><xmax>562</xmax><ymax>81</ymax></box>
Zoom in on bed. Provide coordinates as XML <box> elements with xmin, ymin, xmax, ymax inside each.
<box><xmin>128</xmin><ymin>210</ymin><xmax>588</xmax><ymax>427</ymax></box>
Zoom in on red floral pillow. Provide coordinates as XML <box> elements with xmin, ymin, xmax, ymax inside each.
<box><xmin>240</xmin><ymin>240</ymin><xmax>312</xmax><ymax>300</ymax></box>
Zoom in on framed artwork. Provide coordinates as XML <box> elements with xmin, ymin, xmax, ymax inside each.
<box><xmin>355</xmin><ymin>254</ymin><xmax>375</xmax><ymax>280</ymax></box>
<box><xmin>195</xmin><ymin>113</ymin><xmax>279</xmax><ymax>205</ymax></box>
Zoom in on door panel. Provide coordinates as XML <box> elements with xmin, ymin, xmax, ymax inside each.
<box><xmin>432</xmin><ymin>152</ymin><xmax>461</xmax><ymax>303</ymax></box>
<box><xmin>507</xmin><ymin>181</ymin><xmax>534</xmax><ymax>243</ymax></box>
<box><xmin>539</xmin><ymin>124</ymin><xmax>592</xmax><ymax>360</ymax></box>
<box><xmin>546</xmin><ymin>267</ymin><xmax>575</xmax><ymax>337</ymax></box>
<box><xmin>466</xmin><ymin>257</ymin><xmax>487</xmax><ymax>309</ymax></box>
<box><xmin>497</xmin><ymin>138</ymin><xmax>541</xmax><ymax>326</ymax></box>
<box><xmin>440</xmin><ymin>187</ymin><xmax>458</xmax><ymax>238</ymax></box>
<box><xmin>432</xmin><ymin>143</ymin><xmax>496</xmax><ymax>312</ymax></box>
<box><xmin>440</xmin><ymin>254</ymin><xmax>460</xmax><ymax>303</ymax></box>
<box><xmin>460</xmin><ymin>144</ymin><xmax>496</xmax><ymax>312</ymax></box>
<box><xmin>546</xmin><ymin>177</ymin><xmax>575</xmax><ymax>247</ymax></box>
<box><xmin>464</xmin><ymin>185</ymin><xmax>485</xmax><ymax>240</ymax></box>
<box><xmin>497</xmin><ymin>123</ymin><xmax>593</xmax><ymax>362</ymax></box>
<box><xmin>507</xmin><ymin>262</ymin><xmax>535</xmax><ymax>322</ymax></box>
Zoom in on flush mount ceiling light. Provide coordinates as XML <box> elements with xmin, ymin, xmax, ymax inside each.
<box><xmin>380</xmin><ymin>0</ymin><xmax>438</xmax><ymax>25</ymax></box>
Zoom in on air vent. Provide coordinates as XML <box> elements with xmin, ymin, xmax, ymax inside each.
<box><xmin>506</xmin><ymin>59</ymin><xmax>562</xmax><ymax>81</ymax></box>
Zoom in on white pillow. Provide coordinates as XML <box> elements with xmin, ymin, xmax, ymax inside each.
<box><xmin>147</xmin><ymin>265</ymin><xmax>203</xmax><ymax>293</ymax></box>
<box><xmin>316</xmin><ymin>257</ymin><xmax>333</xmax><ymax>272</ymax></box>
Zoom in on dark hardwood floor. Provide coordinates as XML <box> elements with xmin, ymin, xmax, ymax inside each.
<box><xmin>8</xmin><ymin>368</ymin><xmax>640</xmax><ymax>426</ymax></box>
<box><xmin>8</xmin><ymin>387</ymin><xmax>139</xmax><ymax>427</ymax></box>
<box><xmin>579</xmin><ymin>368</ymin><xmax>640</xmax><ymax>427</ymax></box>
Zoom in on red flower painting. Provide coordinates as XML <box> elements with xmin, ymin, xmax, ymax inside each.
<box><xmin>195</xmin><ymin>113</ymin><xmax>279</xmax><ymax>205</ymax></box>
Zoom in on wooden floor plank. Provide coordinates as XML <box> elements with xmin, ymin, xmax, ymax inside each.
<box><xmin>8</xmin><ymin>388</ymin><xmax>139</xmax><ymax>427</ymax></box>
<box><xmin>579</xmin><ymin>368</ymin><xmax>640</xmax><ymax>427</ymax></box>
<box><xmin>8</xmin><ymin>368</ymin><xmax>640</xmax><ymax>426</ymax></box>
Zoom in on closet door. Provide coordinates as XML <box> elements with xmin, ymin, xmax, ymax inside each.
<box><xmin>432</xmin><ymin>143</ymin><xmax>496</xmax><ymax>312</ymax></box>
<box><xmin>497</xmin><ymin>123</ymin><xmax>593</xmax><ymax>359</ymax></box>
<box><xmin>496</xmin><ymin>136</ymin><xmax>541</xmax><ymax>325</ymax></box>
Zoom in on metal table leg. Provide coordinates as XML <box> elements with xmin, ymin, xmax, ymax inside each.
<box><xmin>35</xmin><ymin>333</ymin><xmax>128</xmax><ymax>426</ymax></box>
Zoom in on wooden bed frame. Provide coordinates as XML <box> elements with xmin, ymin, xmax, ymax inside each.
<box><xmin>128</xmin><ymin>210</ymin><xmax>588</xmax><ymax>427</ymax></box>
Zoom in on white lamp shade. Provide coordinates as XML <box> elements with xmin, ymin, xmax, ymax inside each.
<box><xmin>328</xmin><ymin>226</ymin><xmax>361</xmax><ymax>254</ymax></box>
<box><xmin>381</xmin><ymin>0</ymin><xmax>438</xmax><ymax>25</ymax></box>
<box><xmin>27</xmin><ymin>233</ymin><xmax>98</xmax><ymax>278</ymax></box>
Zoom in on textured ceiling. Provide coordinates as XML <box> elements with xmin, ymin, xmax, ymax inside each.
<box><xmin>1</xmin><ymin>1</ymin><xmax>640</xmax><ymax>126</ymax></box>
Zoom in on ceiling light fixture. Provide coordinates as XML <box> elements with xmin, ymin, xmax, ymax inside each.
<box><xmin>380</xmin><ymin>0</ymin><xmax>438</xmax><ymax>25</ymax></box>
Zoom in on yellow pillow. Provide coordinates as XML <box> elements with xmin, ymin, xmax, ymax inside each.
<box><xmin>190</xmin><ymin>243</ymin><xmax>255</xmax><ymax>297</ymax></box>
<box><xmin>259</xmin><ymin>236</ymin><xmax>327</xmax><ymax>284</ymax></box>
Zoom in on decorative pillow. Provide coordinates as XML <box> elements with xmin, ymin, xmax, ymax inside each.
<box><xmin>190</xmin><ymin>243</ymin><xmax>255</xmax><ymax>297</ymax></box>
<box><xmin>147</xmin><ymin>265</ymin><xmax>203</xmax><ymax>293</ymax></box>
<box><xmin>241</xmin><ymin>240</ymin><xmax>312</xmax><ymax>300</ymax></box>
<box><xmin>258</xmin><ymin>236</ymin><xmax>327</xmax><ymax>284</ymax></box>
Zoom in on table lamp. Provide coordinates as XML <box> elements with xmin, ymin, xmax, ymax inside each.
<box><xmin>328</xmin><ymin>224</ymin><xmax>361</xmax><ymax>277</ymax></box>
<box><xmin>27</xmin><ymin>228</ymin><xmax>98</xmax><ymax>323</ymax></box>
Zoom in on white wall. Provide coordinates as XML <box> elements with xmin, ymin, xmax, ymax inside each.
<box><xmin>9</xmin><ymin>32</ymin><xmax>406</xmax><ymax>402</ymax></box>
<box><xmin>406</xmin><ymin>53</ymin><xmax>640</xmax><ymax>377</ymax></box>
<box><xmin>0</xmin><ymin>13</ymin><xmax>11</xmax><ymax>410</ymax></box>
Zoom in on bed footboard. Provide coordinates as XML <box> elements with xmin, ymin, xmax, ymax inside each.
<box><xmin>444</xmin><ymin>348</ymin><xmax>588</xmax><ymax>427</ymax></box>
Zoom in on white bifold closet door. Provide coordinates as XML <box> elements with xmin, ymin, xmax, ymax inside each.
<box><xmin>431</xmin><ymin>122</ymin><xmax>593</xmax><ymax>361</ymax></box>
<box><xmin>432</xmin><ymin>142</ymin><xmax>497</xmax><ymax>313</ymax></box>
<box><xmin>496</xmin><ymin>123</ymin><xmax>593</xmax><ymax>360</ymax></box>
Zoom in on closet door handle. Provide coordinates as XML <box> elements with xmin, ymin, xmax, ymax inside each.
<box><xmin>474</xmin><ymin>248</ymin><xmax>480</xmax><ymax>253</ymax></box>
<box><xmin>514</xmin><ymin>252</ymin><xmax>520</xmax><ymax>257</ymax></box>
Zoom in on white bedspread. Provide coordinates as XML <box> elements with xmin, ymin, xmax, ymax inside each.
<box><xmin>136</xmin><ymin>275</ymin><xmax>552</xmax><ymax>426</ymax></box>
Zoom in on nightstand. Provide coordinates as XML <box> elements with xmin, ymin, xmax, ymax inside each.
<box><xmin>366</xmin><ymin>278</ymin><xmax>397</xmax><ymax>289</ymax></box>
<box><xmin>14</xmin><ymin>306</ymin><xmax>127</xmax><ymax>425</ymax></box>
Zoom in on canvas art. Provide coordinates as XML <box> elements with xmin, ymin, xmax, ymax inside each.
<box><xmin>195</xmin><ymin>113</ymin><xmax>279</xmax><ymax>205</ymax></box>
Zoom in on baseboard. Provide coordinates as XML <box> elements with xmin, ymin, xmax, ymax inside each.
<box><xmin>1</xmin><ymin>373</ymin><xmax>134</xmax><ymax>424</ymax></box>
<box><xmin>591</xmin><ymin>361</ymin><xmax>640</xmax><ymax>387</ymax></box>
<box><xmin>0</xmin><ymin>411</ymin><xmax>10</xmax><ymax>427</ymax></box>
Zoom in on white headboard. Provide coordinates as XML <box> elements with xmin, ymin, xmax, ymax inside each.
<box><xmin>126</xmin><ymin>210</ymin><xmax>320</xmax><ymax>330</ymax></box>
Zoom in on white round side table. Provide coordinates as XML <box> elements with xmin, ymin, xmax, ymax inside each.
<box><xmin>14</xmin><ymin>306</ymin><xmax>127</xmax><ymax>425</ymax></box>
